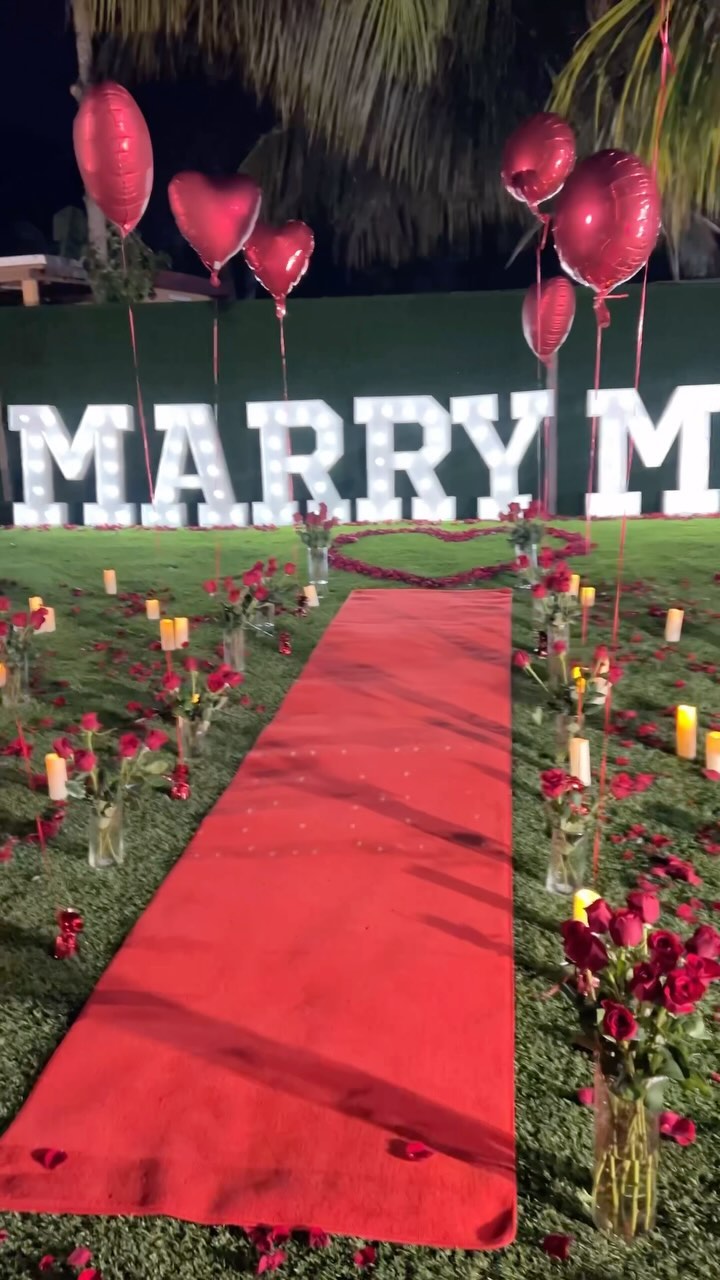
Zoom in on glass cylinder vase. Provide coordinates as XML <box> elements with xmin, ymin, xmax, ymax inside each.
<box><xmin>307</xmin><ymin>545</ymin><xmax>329</xmax><ymax>593</ymax></box>
<box><xmin>554</xmin><ymin>711</ymin><xmax>571</xmax><ymax>764</ymax></box>
<box><xmin>592</xmin><ymin>1070</ymin><xmax>659</xmax><ymax>1240</ymax></box>
<box><xmin>545</xmin><ymin>827</ymin><xmax>586</xmax><ymax>895</ymax></box>
<box><xmin>88</xmin><ymin>799</ymin><xmax>125</xmax><ymax>869</ymax></box>
<box><xmin>177</xmin><ymin>715</ymin><xmax>210</xmax><ymax>759</ymax></box>
<box><xmin>222</xmin><ymin>625</ymin><xmax>245</xmax><ymax>672</ymax></box>
<box><xmin>1</xmin><ymin>655</ymin><xmax>30</xmax><ymax>707</ymax></box>
<box><xmin>548</xmin><ymin>620</ymin><xmax>569</xmax><ymax>688</ymax></box>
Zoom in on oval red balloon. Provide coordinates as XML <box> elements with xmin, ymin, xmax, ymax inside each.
<box><xmin>501</xmin><ymin>113</ymin><xmax>576</xmax><ymax>214</ymax></box>
<box><xmin>522</xmin><ymin>277</ymin><xmax>576</xmax><ymax>365</ymax></box>
<box><xmin>73</xmin><ymin>83</ymin><xmax>153</xmax><ymax>237</ymax></box>
<box><xmin>553</xmin><ymin>149</ymin><xmax>661</xmax><ymax>297</ymax></box>
<box><xmin>244</xmin><ymin>221</ymin><xmax>315</xmax><ymax>317</ymax></box>
<box><xmin>168</xmin><ymin>172</ymin><xmax>262</xmax><ymax>278</ymax></box>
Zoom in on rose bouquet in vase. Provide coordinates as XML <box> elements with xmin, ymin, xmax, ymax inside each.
<box><xmin>0</xmin><ymin>600</ymin><xmax>49</xmax><ymax>706</ymax></box>
<box><xmin>540</xmin><ymin>768</ymin><xmax>593</xmax><ymax>894</ymax></box>
<box><xmin>530</xmin><ymin>560</ymin><xmax>579</xmax><ymax>662</ymax></box>
<box><xmin>64</xmin><ymin>714</ymin><xmax>173</xmax><ymax>867</ymax></box>
<box><xmin>159</xmin><ymin>657</ymin><xmax>245</xmax><ymax>757</ymax></box>
<box><xmin>293</xmin><ymin>503</ymin><xmax>338</xmax><ymax>593</ymax></box>
<box><xmin>206</xmin><ymin>561</ymin><xmax>300</xmax><ymax>666</ymax></box>
<box><xmin>561</xmin><ymin>901</ymin><xmax>719</xmax><ymax>1241</ymax></box>
<box><xmin>500</xmin><ymin>500</ymin><xmax>544</xmax><ymax>578</ymax></box>
<box><xmin>514</xmin><ymin>643</ymin><xmax>621</xmax><ymax>763</ymax></box>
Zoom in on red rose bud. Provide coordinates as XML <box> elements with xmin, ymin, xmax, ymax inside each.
<box><xmin>608</xmin><ymin>907</ymin><xmax>645</xmax><ymax>948</ymax></box>
<box><xmin>202</xmin><ymin>579</ymin><xmax>218</xmax><ymax>595</ymax></box>
<box><xmin>284</xmin><ymin>562</ymin><xmax>296</xmax><ymax>575</ymax></box>
<box><xmin>686</xmin><ymin>924</ymin><xmax>720</xmax><ymax>958</ymax></box>
<box><xmin>560</xmin><ymin>920</ymin><xmax>609</xmax><ymax>972</ymax></box>
<box><xmin>551</xmin><ymin>638</ymin><xmax>567</xmax><ymax>654</ymax></box>
<box><xmin>662</xmin><ymin>969</ymin><xmax>707</xmax><ymax>1014</ymax></box>
<box><xmin>541</xmin><ymin>1235</ymin><xmax>573</xmax><ymax>1262</ymax></box>
<box><xmin>601</xmin><ymin>999</ymin><xmax>638</xmax><ymax>1041</ymax></box>
<box><xmin>648</xmin><ymin>929</ymin><xmax>684</xmax><ymax>972</ymax></box>
<box><xmin>144</xmin><ymin>729</ymin><xmax>169</xmax><ymax>751</ymax></box>
<box><xmin>540</xmin><ymin>768</ymin><xmax>573</xmax><ymax>799</ymax></box>
<box><xmin>514</xmin><ymin>553</ymin><xmax>529</xmax><ymax>570</ymax></box>
<box><xmin>659</xmin><ymin>1111</ymin><xmax>696</xmax><ymax>1145</ymax></box>
<box><xmin>11</xmin><ymin>611</ymin><xmax>28</xmax><ymax>627</ymax></box>
<box><xmin>162</xmin><ymin>672</ymin><xmax>182</xmax><ymax>692</ymax></box>
<box><xmin>0</xmin><ymin>595</ymin><xmax>8</xmax><ymax>611</ymax></box>
<box><xmin>73</xmin><ymin>749</ymin><xmax>97</xmax><ymax>773</ymax></box>
<box><xmin>79</xmin><ymin>712</ymin><xmax>102</xmax><ymax>732</ymax></box>
<box><xmin>626</xmin><ymin>889</ymin><xmax>660</xmax><ymax>924</ymax></box>
<box><xmin>628</xmin><ymin>961</ymin><xmax>663</xmax><ymax>1002</ymax></box>
<box><xmin>585</xmin><ymin>898</ymin><xmax>613</xmax><ymax>934</ymax></box>
<box><xmin>531</xmin><ymin>583</ymin><xmax>547</xmax><ymax>598</ymax></box>
<box><xmin>51</xmin><ymin>736</ymin><xmax>75</xmax><ymax>759</ymax></box>
<box><xmin>170</xmin><ymin>781</ymin><xmax>192</xmax><ymax>801</ymax></box>
<box><xmin>513</xmin><ymin>650</ymin><xmax>531</xmax><ymax>668</ymax></box>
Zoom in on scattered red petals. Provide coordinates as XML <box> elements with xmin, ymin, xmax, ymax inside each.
<box><xmin>541</xmin><ymin>1234</ymin><xmax>573</xmax><ymax>1261</ymax></box>
<box><xmin>353</xmin><ymin>1246</ymin><xmax>377</xmax><ymax>1268</ymax></box>
<box><xmin>577</xmin><ymin>1087</ymin><xmax>594</xmax><ymax>1106</ymax></box>
<box><xmin>38</xmin><ymin>1257</ymin><xmax>56</xmax><ymax>1273</ymax></box>
<box><xmin>308</xmin><ymin>1228</ymin><xmax>330</xmax><ymax>1249</ymax></box>
<box><xmin>32</xmin><ymin>1147</ymin><xmax>67</xmax><ymax>1170</ymax></box>
<box><xmin>659</xmin><ymin>1111</ymin><xmax>696</xmax><ymax>1145</ymax></box>
<box><xmin>257</xmin><ymin>1254</ymin><xmax>286</xmax><ymax>1275</ymax></box>
<box><xmin>67</xmin><ymin>1246</ymin><xmax>92</xmax><ymax>1267</ymax></box>
<box><xmin>402</xmin><ymin>1140</ymin><xmax>435</xmax><ymax>1161</ymax></box>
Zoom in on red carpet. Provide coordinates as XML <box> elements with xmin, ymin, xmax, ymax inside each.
<box><xmin>0</xmin><ymin>590</ymin><xmax>515</xmax><ymax>1249</ymax></box>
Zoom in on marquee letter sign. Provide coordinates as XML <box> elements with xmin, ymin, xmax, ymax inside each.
<box><xmin>7</xmin><ymin>385</ymin><xmax>719</xmax><ymax>526</ymax></box>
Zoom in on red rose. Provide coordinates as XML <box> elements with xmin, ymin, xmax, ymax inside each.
<box><xmin>540</xmin><ymin>769</ymin><xmax>572</xmax><ymax>800</ymax></box>
<box><xmin>162</xmin><ymin>672</ymin><xmax>181</xmax><ymax>692</ymax></box>
<box><xmin>561</xmin><ymin>920</ymin><xmax>609</xmax><ymax>972</ymax></box>
<box><xmin>684</xmin><ymin>953</ymin><xmax>720</xmax><ymax>982</ymax></box>
<box><xmin>207</xmin><ymin>671</ymin><xmax>226</xmax><ymax>693</ymax></box>
<box><xmin>663</xmin><ymin>968</ymin><xmax>707</xmax><ymax>1014</ymax></box>
<box><xmin>531</xmin><ymin>583</ymin><xmax>547</xmax><ymax>599</ymax></box>
<box><xmin>541</xmin><ymin>1235</ymin><xmax>573</xmax><ymax>1262</ymax></box>
<box><xmin>267</xmin><ymin>557</ymin><xmax>278</xmax><ymax>575</ymax></box>
<box><xmin>318</xmin><ymin>502</ymin><xmax>328</xmax><ymax>520</ymax></box>
<box><xmin>514</xmin><ymin>553</ymin><xmax>529</xmax><ymax>570</ymax></box>
<box><xmin>80</xmin><ymin>712</ymin><xmax>102</xmax><ymax>732</ymax></box>
<box><xmin>74</xmin><ymin>749</ymin><xmax>97</xmax><ymax>772</ymax></box>
<box><xmin>243</xmin><ymin>569</ymin><xmax>262</xmax><ymax>588</ymax></box>
<box><xmin>228</xmin><ymin>588</ymin><xmax>241</xmax><ymax>604</ymax></box>
<box><xmin>649</xmin><ymin>929</ymin><xmax>684</xmax><ymax>972</ymax></box>
<box><xmin>202</xmin><ymin>579</ymin><xmax>218</xmax><ymax>595</ymax></box>
<box><xmin>11</xmin><ymin>611</ymin><xmax>28</xmax><ymax>628</ymax></box>
<box><xmin>659</xmin><ymin>1111</ymin><xmax>696</xmax><ymax>1145</ymax></box>
<box><xmin>51</xmin><ymin>736</ymin><xmax>74</xmax><ymax>759</ymax></box>
<box><xmin>30</xmin><ymin>608</ymin><xmax>47</xmax><ymax>631</ymax></box>
<box><xmin>284</xmin><ymin>562</ymin><xmax>296</xmax><ymax>575</ymax></box>
<box><xmin>255</xmin><ymin>585</ymin><xmax>270</xmax><ymax>603</ymax></box>
<box><xmin>626</xmin><ymin>890</ymin><xmax>660</xmax><ymax>924</ymax></box>
<box><xmin>585</xmin><ymin>898</ymin><xmax>613</xmax><ymax>934</ymax></box>
<box><xmin>601</xmin><ymin>999</ymin><xmax>638</xmax><ymax>1042</ymax></box>
<box><xmin>686</xmin><ymin>925</ymin><xmax>720</xmax><ymax>959</ymax></box>
<box><xmin>513</xmin><ymin>650</ymin><xmax>531</xmax><ymax>669</ymax></box>
<box><xmin>629</xmin><ymin>961</ymin><xmax>664</xmax><ymax>1002</ymax></box>
<box><xmin>183</xmin><ymin>656</ymin><xmax>199</xmax><ymax>672</ymax></box>
<box><xmin>0</xmin><ymin>596</ymin><xmax>8</xmax><ymax>612</ymax></box>
<box><xmin>118</xmin><ymin>732</ymin><xmax>141</xmax><ymax>758</ymax></box>
<box><xmin>551</xmin><ymin>638</ymin><xmax>567</xmax><ymax>654</ymax></box>
<box><xmin>145</xmin><ymin>729</ymin><xmax>169</xmax><ymax>751</ymax></box>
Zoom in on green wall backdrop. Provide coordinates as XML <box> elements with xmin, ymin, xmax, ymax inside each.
<box><xmin>0</xmin><ymin>280</ymin><xmax>718</xmax><ymax>521</ymax></box>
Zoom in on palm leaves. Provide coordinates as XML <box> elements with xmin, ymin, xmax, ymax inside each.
<box><xmin>551</xmin><ymin>0</ymin><xmax>720</xmax><ymax>243</ymax></box>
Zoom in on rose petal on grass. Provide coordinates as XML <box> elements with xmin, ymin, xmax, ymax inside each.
<box><xmin>67</xmin><ymin>1246</ymin><xmax>92</xmax><ymax>1267</ymax></box>
<box><xmin>32</xmin><ymin>1147</ymin><xmax>67</xmax><ymax>1170</ymax></box>
<box><xmin>541</xmin><ymin>1233</ymin><xmax>573</xmax><ymax>1261</ymax></box>
<box><xmin>353</xmin><ymin>1246</ymin><xmax>377</xmax><ymax>1268</ymax></box>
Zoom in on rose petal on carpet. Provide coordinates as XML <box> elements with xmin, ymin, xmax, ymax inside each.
<box><xmin>0</xmin><ymin>589</ymin><xmax>516</xmax><ymax>1249</ymax></box>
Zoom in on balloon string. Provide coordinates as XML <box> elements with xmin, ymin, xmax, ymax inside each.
<box><xmin>212</xmin><ymin>294</ymin><xmax>221</xmax><ymax>582</ymax></box>
<box><xmin>277</xmin><ymin>310</ymin><xmax>295</xmax><ymax>513</ymax></box>
<box><xmin>592</xmin><ymin>0</ymin><xmax>675</xmax><ymax>883</ymax></box>
<box><xmin>536</xmin><ymin>234</ymin><xmax>544</xmax><ymax>503</ymax></box>
<box><xmin>584</xmin><ymin>311</ymin><xmax>605</xmax><ymax>551</ymax></box>
<box><xmin>545</xmin><ymin>352</ymin><xmax>558</xmax><ymax>515</ymax></box>
<box><xmin>121</xmin><ymin>240</ymin><xmax>154</xmax><ymax>507</ymax></box>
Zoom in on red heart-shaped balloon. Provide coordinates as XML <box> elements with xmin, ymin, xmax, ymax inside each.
<box><xmin>244</xmin><ymin>221</ymin><xmax>315</xmax><ymax>317</ymax></box>
<box><xmin>73</xmin><ymin>83</ymin><xmax>153</xmax><ymax>237</ymax></box>
<box><xmin>168</xmin><ymin>172</ymin><xmax>262</xmax><ymax>280</ymax></box>
<box><xmin>521</xmin><ymin>276</ymin><xmax>576</xmax><ymax>365</ymax></box>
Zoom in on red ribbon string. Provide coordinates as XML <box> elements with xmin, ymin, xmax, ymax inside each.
<box><xmin>275</xmin><ymin>305</ymin><xmax>295</xmax><ymax>512</ymax></box>
<box><xmin>121</xmin><ymin>240</ymin><xmax>154</xmax><ymax>506</ymax></box>
<box><xmin>592</xmin><ymin>0</ymin><xmax>674</xmax><ymax>882</ymax></box>
<box><xmin>212</xmin><ymin>293</ymin><xmax>221</xmax><ymax>581</ymax></box>
<box><xmin>584</xmin><ymin>310</ymin><xmax>605</xmax><ymax>552</ymax></box>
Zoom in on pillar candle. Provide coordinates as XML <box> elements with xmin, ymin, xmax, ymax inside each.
<box><xmin>103</xmin><ymin>569</ymin><xmax>117</xmax><ymax>595</ymax></box>
<box><xmin>45</xmin><ymin>752</ymin><xmax>68</xmax><ymax>801</ymax></box>
<box><xmin>173</xmin><ymin>617</ymin><xmax>189</xmax><ymax>648</ymax></box>
<box><xmin>569</xmin><ymin>736</ymin><xmax>592</xmax><ymax>786</ymax></box>
<box><xmin>0</xmin><ymin>662</ymin><xmax>6</xmax><ymax>688</ymax></box>
<box><xmin>676</xmin><ymin>704</ymin><xmax>697</xmax><ymax>760</ymax></box>
<box><xmin>665</xmin><ymin>608</ymin><xmax>684</xmax><ymax>643</ymax></box>
<box><xmin>145</xmin><ymin>598</ymin><xmax>160</xmax><ymax>621</ymax></box>
<box><xmin>304</xmin><ymin>585</ymin><xmax>320</xmax><ymax>608</ymax></box>
<box><xmin>160</xmin><ymin>619</ymin><xmax>176</xmax><ymax>651</ymax></box>
<box><xmin>580</xmin><ymin>585</ymin><xmax>595</xmax><ymax>609</ymax></box>
<box><xmin>28</xmin><ymin>595</ymin><xmax>43</xmax><ymax>611</ymax></box>
<box><xmin>569</xmin><ymin>574</ymin><xmax>580</xmax><ymax>597</ymax></box>
<box><xmin>706</xmin><ymin>731</ymin><xmax>720</xmax><ymax>773</ymax></box>
<box><xmin>572</xmin><ymin>888</ymin><xmax>600</xmax><ymax>925</ymax></box>
<box><xmin>38</xmin><ymin>606</ymin><xmax>55</xmax><ymax>633</ymax></box>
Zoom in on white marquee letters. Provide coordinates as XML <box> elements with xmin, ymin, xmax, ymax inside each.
<box><xmin>247</xmin><ymin>399</ymin><xmax>350</xmax><ymax>525</ymax></box>
<box><xmin>354</xmin><ymin>395</ymin><xmax>455</xmax><ymax>520</ymax></box>
<box><xmin>141</xmin><ymin>404</ymin><xmax>248</xmax><ymax>528</ymax></box>
<box><xmin>10</xmin><ymin>404</ymin><xmax>135</xmax><ymax>527</ymax></box>
<box><xmin>588</xmin><ymin>386</ymin><xmax>720</xmax><ymax>517</ymax></box>
<box><xmin>451</xmin><ymin>391</ymin><xmax>550</xmax><ymax>518</ymax></box>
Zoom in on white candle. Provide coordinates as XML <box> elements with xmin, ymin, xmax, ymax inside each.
<box><xmin>0</xmin><ymin>662</ymin><xmax>6</xmax><ymax>688</ymax></box>
<box><xmin>28</xmin><ymin>595</ymin><xmax>43</xmax><ymax>611</ymax></box>
<box><xmin>569</xmin><ymin>736</ymin><xmax>592</xmax><ymax>787</ymax></box>
<box><xmin>173</xmin><ymin>617</ymin><xmax>189</xmax><ymax>647</ymax></box>
<box><xmin>38</xmin><ymin>606</ymin><xmax>55</xmax><ymax>633</ymax></box>
<box><xmin>304</xmin><ymin>585</ymin><xmax>319</xmax><ymax>608</ymax></box>
<box><xmin>569</xmin><ymin>574</ymin><xmax>580</xmax><ymax>597</ymax></box>
<box><xmin>160</xmin><ymin>619</ymin><xmax>176</xmax><ymax>651</ymax></box>
<box><xmin>145</xmin><ymin>598</ymin><xmax>160</xmax><ymax>621</ymax></box>
<box><xmin>573</xmin><ymin>887</ymin><xmax>600</xmax><ymax>924</ymax></box>
<box><xmin>45</xmin><ymin>752</ymin><xmax>67</xmax><ymax>801</ymax></box>
<box><xmin>706</xmin><ymin>731</ymin><xmax>720</xmax><ymax>773</ymax></box>
<box><xmin>103</xmin><ymin>569</ymin><xmax>117</xmax><ymax>595</ymax></box>
<box><xmin>665</xmin><ymin>608</ymin><xmax>684</xmax><ymax>643</ymax></box>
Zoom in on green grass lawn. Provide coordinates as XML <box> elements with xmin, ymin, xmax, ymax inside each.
<box><xmin>1</xmin><ymin>519</ymin><xmax>719</xmax><ymax>1279</ymax></box>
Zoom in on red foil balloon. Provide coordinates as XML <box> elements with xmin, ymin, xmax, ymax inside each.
<box><xmin>522</xmin><ymin>277</ymin><xmax>576</xmax><ymax>365</ymax></box>
<box><xmin>73</xmin><ymin>83</ymin><xmax>153</xmax><ymax>237</ymax></box>
<box><xmin>244</xmin><ymin>221</ymin><xmax>315</xmax><ymax>318</ymax></box>
<box><xmin>501</xmin><ymin>113</ymin><xmax>576</xmax><ymax>216</ymax></box>
<box><xmin>168</xmin><ymin>172</ymin><xmax>262</xmax><ymax>282</ymax></box>
<box><xmin>553</xmin><ymin>150</ymin><xmax>661</xmax><ymax>304</ymax></box>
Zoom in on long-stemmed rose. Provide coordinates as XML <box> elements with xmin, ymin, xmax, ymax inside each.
<box><xmin>0</xmin><ymin>600</ymin><xmax>49</xmax><ymax>701</ymax></box>
<box><xmin>293</xmin><ymin>502</ymin><xmax>337</xmax><ymax>549</ymax></box>
<box><xmin>500</xmin><ymin>499</ymin><xmax>544</xmax><ymax>554</ymax></box>
<box><xmin>541</xmin><ymin>768</ymin><xmax>593</xmax><ymax>893</ymax></box>
<box><xmin>158</xmin><ymin>657</ymin><xmax>245</xmax><ymax>738</ymax></box>
<box><xmin>561</xmin><ymin>900</ymin><xmax>719</xmax><ymax>1238</ymax></box>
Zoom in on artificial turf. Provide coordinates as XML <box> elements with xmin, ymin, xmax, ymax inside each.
<box><xmin>0</xmin><ymin>519</ymin><xmax>719</xmax><ymax>1279</ymax></box>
